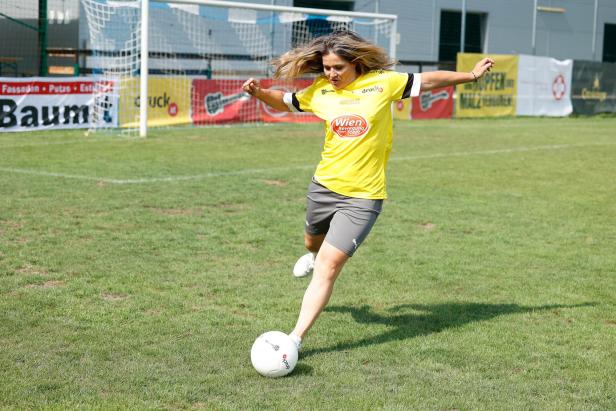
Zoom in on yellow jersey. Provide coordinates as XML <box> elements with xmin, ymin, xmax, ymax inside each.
<box><xmin>284</xmin><ymin>70</ymin><xmax>421</xmax><ymax>199</ymax></box>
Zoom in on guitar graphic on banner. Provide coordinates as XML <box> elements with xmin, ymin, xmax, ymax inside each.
<box><xmin>205</xmin><ymin>91</ymin><xmax>250</xmax><ymax>116</ymax></box>
<box><xmin>419</xmin><ymin>89</ymin><xmax>450</xmax><ymax>111</ymax></box>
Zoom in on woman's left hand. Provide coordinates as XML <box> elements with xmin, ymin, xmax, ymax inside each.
<box><xmin>472</xmin><ymin>58</ymin><xmax>495</xmax><ymax>79</ymax></box>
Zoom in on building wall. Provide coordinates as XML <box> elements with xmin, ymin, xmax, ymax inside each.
<box><xmin>263</xmin><ymin>0</ymin><xmax>616</xmax><ymax>62</ymax></box>
<box><xmin>358</xmin><ymin>0</ymin><xmax>616</xmax><ymax>62</ymax></box>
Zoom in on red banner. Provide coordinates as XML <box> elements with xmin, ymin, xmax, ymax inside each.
<box><xmin>192</xmin><ymin>79</ymin><xmax>258</xmax><ymax>125</ymax></box>
<box><xmin>411</xmin><ymin>86</ymin><xmax>454</xmax><ymax>119</ymax></box>
<box><xmin>259</xmin><ymin>79</ymin><xmax>320</xmax><ymax>123</ymax></box>
<box><xmin>191</xmin><ymin>79</ymin><xmax>321</xmax><ymax>124</ymax></box>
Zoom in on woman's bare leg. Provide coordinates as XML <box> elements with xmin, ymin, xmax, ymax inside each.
<box><xmin>291</xmin><ymin>241</ymin><xmax>349</xmax><ymax>339</ymax></box>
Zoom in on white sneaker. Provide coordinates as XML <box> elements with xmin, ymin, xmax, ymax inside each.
<box><xmin>292</xmin><ymin>252</ymin><xmax>315</xmax><ymax>278</ymax></box>
<box><xmin>288</xmin><ymin>333</ymin><xmax>302</xmax><ymax>351</ymax></box>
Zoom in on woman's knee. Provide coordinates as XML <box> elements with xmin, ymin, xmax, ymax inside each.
<box><xmin>304</xmin><ymin>233</ymin><xmax>325</xmax><ymax>252</ymax></box>
<box><xmin>314</xmin><ymin>242</ymin><xmax>349</xmax><ymax>281</ymax></box>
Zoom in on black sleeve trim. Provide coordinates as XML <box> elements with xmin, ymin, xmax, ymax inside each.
<box><xmin>401</xmin><ymin>73</ymin><xmax>415</xmax><ymax>99</ymax></box>
<box><xmin>291</xmin><ymin>93</ymin><xmax>303</xmax><ymax>112</ymax></box>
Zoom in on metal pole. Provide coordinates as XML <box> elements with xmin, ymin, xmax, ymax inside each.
<box><xmin>38</xmin><ymin>0</ymin><xmax>48</xmax><ymax>76</ymax></box>
<box><xmin>139</xmin><ymin>0</ymin><xmax>149</xmax><ymax>137</ymax></box>
<box><xmin>592</xmin><ymin>0</ymin><xmax>598</xmax><ymax>60</ymax></box>
<box><xmin>374</xmin><ymin>0</ymin><xmax>380</xmax><ymax>44</ymax></box>
<box><xmin>155</xmin><ymin>0</ymin><xmax>397</xmax><ymax>20</ymax></box>
<box><xmin>269</xmin><ymin>0</ymin><xmax>275</xmax><ymax>73</ymax></box>
<box><xmin>389</xmin><ymin>17</ymin><xmax>397</xmax><ymax>68</ymax></box>
<box><xmin>460</xmin><ymin>0</ymin><xmax>466</xmax><ymax>53</ymax></box>
<box><xmin>532</xmin><ymin>0</ymin><xmax>537</xmax><ymax>55</ymax></box>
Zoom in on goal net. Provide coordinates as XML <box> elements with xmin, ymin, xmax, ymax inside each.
<box><xmin>80</xmin><ymin>0</ymin><xmax>397</xmax><ymax>136</ymax></box>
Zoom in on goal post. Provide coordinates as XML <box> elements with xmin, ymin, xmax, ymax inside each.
<box><xmin>80</xmin><ymin>0</ymin><xmax>398</xmax><ymax>136</ymax></box>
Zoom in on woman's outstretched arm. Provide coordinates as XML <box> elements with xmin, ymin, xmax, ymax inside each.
<box><xmin>420</xmin><ymin>57</ymin><xmax>495</xmax><ymax>92</ymax></box>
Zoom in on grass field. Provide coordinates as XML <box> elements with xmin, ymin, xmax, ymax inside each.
<box><xmin>1</xmin><ymin>117</ymin><xmax>615</xmax><ymax>410</ymax></box>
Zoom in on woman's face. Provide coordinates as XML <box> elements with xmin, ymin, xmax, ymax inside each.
<box><xmin>322</xmin><ymin>52</ymin><xmax>358</xmax><ymax>89</ymax></box>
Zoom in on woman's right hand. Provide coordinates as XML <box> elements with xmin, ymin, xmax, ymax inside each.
<box><xmin>242</xmin><ymin>78</ymin><xmax>261</xmax><ymax>96</ymax></box>
<box><xmin>241</xmin><ymin>78</ymin><xmax>289</xmax><ymax>112</ymax></box>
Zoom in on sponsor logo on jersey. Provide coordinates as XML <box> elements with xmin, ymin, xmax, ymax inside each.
<box><xmin>339</xmin><ymin>98</ymin><xmax>360</xmax><ymax>105</ymax></box>
<box><xmin>331</xmin><ymin>114</ymin><xmax>369</xmax><ymax>138</ymax></box>
<box><xmin>321</xmin><ymin>89</ymin><xmax>336</xmax><ymax>95</ymax></box>
<box><xmin>361</xmin><ymin>85</ymin><xmax>384</xmax><ymax>94</ymax></box>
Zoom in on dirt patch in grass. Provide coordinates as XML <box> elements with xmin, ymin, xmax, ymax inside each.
<box><xmin>101</xmin><ymin>292</ymin><xmax>128</xmax><ymax>301</ymax></box>
<box><xmin>419</xmin><ymin>222</ymin><xmax>436</xmax><ymax>231</ymax></box>
<box><xmin>25</xmin><ymin>280</ymin><xmax>65</xmax><ymax>289</ymax></box>
<box><xmin>263</xmin><ymin>179</ymin><xmax>288</xmax><ymax>187</ymax></box>
<box><xmin>213</xmin><ymin>202</ymin><xmax>248</xmax><ymax>214</ymax></box>
<box><xmin>2</xmin><ymin>220</ymin><xmax>24</xmax><ymax>230</ymax></box>
<box><xmin>144</xmin><ymin>308</ymin><xmax>163</xmax><ymax>316</ymax></box>
<box><xmin>16</xmin><ymin>264</ymin><xmax>49</xmax><ymax>276</ymax></box>
<box><xmin>1</xmin><ymin>220</ymin><xmax>25</xmax><ymax>239</ymax></box>
<box><xmin>151</xmin><ymin>207</ymin><xmax>203</xmax><ymax>216</ymax></box>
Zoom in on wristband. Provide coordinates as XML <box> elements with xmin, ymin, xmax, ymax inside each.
<box><xmin>471</xmin><ymin>71</ymin><xmax>478</xmax><ymax>82</ymax></box>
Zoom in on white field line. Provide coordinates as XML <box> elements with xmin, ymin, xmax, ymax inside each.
<box><xmin>0</xmin><ymin>137</ymin><xmax>142</xmax><ymax>149</ymax></box>
<box><xmin>388</xmin><ymin>142</ymin><xmax>615</xmax><ymax>162</ymax></box>
<box><xmin>0</xmin><ymin>142</ymin><xmax>613</xmax><ymax>185</ymax></box>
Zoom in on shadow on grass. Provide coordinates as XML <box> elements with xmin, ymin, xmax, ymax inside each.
<box><xmin>301</xmin><ymin>302</ymin><xmax>595</xmax><ymax>358</ymax></box>
<box><xmin>289</xmin><ymin>362</ymin><xmax>314</xmax><ymax>377</ymax></box>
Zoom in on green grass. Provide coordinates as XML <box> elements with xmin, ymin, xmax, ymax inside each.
<box><xmin>1</xmin><ymin>118</ymin><xmax>615</xmax><ymax>410</ymax></box>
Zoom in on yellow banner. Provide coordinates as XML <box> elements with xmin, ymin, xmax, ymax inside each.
<box><xmin>456</xmin><ymin>53</ymin><xmax>518</xmax><ymax>117</ymax></box>
<box><xmin>120</xmin><ymin>77</ymin><xmax>191</xmax><ymax>127</ymax></box>
<box><xmin>393</xmin><ymin>99</ymin><xmax>412</xmax><ymax>120</ymax></box>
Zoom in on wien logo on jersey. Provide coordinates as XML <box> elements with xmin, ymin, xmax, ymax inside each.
<box><xmin>331</xmin><ymin>114</ymin><xmax>369</xmax><ymax>138</ymax></box>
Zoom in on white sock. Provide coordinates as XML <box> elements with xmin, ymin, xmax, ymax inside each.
<box><xmin>288</xmin><ymin>333</ymin><xmax>302</xmax><ymax>350</ymax></box>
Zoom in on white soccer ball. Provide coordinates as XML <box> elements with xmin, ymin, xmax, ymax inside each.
<box><xmin>250</xmin><ymin>331</ymin><xmax>298</xmax><ymax>378</ymax></box>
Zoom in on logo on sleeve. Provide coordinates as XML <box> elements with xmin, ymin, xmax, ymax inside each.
<box><xmin>331</xmin><ymin>114</ymin><xmax>369</xmax><ymax>138</ymax></box>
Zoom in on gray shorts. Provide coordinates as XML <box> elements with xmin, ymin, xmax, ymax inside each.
<box><xmin>305</xmin><ymin>179</ymin><xmax>383</xmax><ymax>257</ymax></box>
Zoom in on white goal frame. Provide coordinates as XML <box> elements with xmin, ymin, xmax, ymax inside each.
<box><xmin>134</xmin><ymin>0</ymin><xmax>398</xmax><ymax>136</ymax></box>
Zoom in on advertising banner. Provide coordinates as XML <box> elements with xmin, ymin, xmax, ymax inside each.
<box><xmin>412</xmin><ymin>86</ymin><xmax>454</xmax><ymax>119</ymax></box>
<box><xmin>516</xmin><ymin>55</ymin><xmax>572</xmax><ymax>116</ymax></box>
<box><xmin>119</xmin><ymin>77</ymin><xmax>192</xmax><ymax>128</ymax></box>
<box><xmin>192</xmin><ymin>79</ymin><xmax>258</xmax><ymax>125</ymax></box>
<box><xmin>0</xmin><ymin>77</ymin><xmax>117</xmax><ymax>132</ymax></box>
<box><xmin>259</xmin><ymin>79</ymin><xmax>320</xmax><ymax>123</ymax></box>
<box><xmin>456</xmin><ymin>53</ymin><xmax>518</xmax><ymax>117</ymax></box>
<box><xmin>393</xmin><ymin>98</ymin><xmax>411</xmax><ymax>120</ymax></box>
<box><xmin>192</xmin><ymin>79</ymin><xmax>320</xmax><ymax>124</ymax></box>
<box><xmin>571</xmin><ymin>61</ymin><xmax>616</xmax><ymax>115</ymax></box>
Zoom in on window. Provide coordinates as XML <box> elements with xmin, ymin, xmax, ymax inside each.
<box><xmin>294</xmin><ymin>1</ymin><xmax>354</xmax><ymax>12</ymax></box>
<box><xmin>603</xmin><ymin>23</ymin><xmax>616</xmax><ymax>63</ymax></box>
<box><xmin>439</xmin><ymin>10</ymin><xmax>485</xmax><ymax>62</ymax></box>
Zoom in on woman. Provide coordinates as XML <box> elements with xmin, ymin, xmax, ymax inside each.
<box><xmin>243</xmin><ymin>31</ymin><xmax>494</xmax><ymax>350</ymax></box>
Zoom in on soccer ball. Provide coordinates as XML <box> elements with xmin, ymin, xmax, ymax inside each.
<box><xmin>250</xmin><ymin>331</ymin><xmax>298</xmax><ymax>378</ymax></box>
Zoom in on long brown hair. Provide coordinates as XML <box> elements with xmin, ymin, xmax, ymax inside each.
<box><xmin>272</xmin><ymin>30</ymin><xmax>394</xmax><ymax>80</ymax></box>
